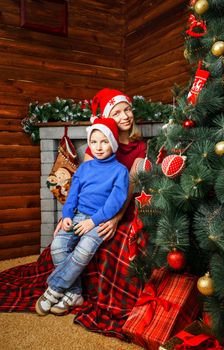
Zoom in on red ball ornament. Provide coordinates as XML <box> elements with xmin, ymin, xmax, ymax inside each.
<box><xmin>182</xmin><ymin>119</ymin><xmax>196</xmax><ymax>128</ymax></box>
<box><xmin>161</xmin><ymin>154</ymin><xmax>186</xmax><ymax>178</ymax></box>
<box><xmin>137</xmin><ymin>157</ymin><xmax>152</xmax><ymax>174</ymax></box>
<box><xmin>167</xmin><ymin>249</ymin><xmax>186</xmax><ymax>270</ymax></box>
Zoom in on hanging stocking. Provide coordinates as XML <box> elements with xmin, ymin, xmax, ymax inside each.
<box><xmin>187</xmin><ymin>61</ymin><xmax>210</xmax><ymax>105</ymax></box>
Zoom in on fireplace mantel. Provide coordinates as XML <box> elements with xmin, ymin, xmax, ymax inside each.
<box><xmin>39</xmin><ymin>122</ymin><xmax>162</xmax><ymax>251</ymax></box>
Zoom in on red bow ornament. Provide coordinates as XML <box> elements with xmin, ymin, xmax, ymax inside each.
<box><xmin>135</xmin><ymin>282</ymin><xmax>172</xmax><ymax>332</ymax></box>
<box><xmin>186</xmin><ymin>14</ymin><xmax>207</xmax><ymax>38</ymax></box>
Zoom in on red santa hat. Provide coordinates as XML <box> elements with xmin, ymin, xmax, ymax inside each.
<box><xmin>86</xmin><ymin>118</ymin><xmax>119</xmax><ymax>153</ymax></box>
<box><xmin>91</xmin><ymin>88</ymin><xmax>132</xmax><ymax>122</ymax></box>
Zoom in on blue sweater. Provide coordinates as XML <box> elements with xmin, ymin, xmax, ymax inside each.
<box><xmin>62</xmin><ymin>154</ymin><xmax>129</xmax><ymax>226</ymax></box>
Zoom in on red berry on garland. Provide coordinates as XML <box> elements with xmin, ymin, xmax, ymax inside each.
<box><xmin>167</xmin><ymin>248</ymin><xmax>186</xmax><ymax>270</ymax></box>
<box><xmin>182</xmin><ymin>119</ymin><xmax>196</xmax><ymax>128</ymax></box>
<box><xmin>161</xmin><ymin>154</ymin><xmax>186</xmax><ymax>178</ymax></box>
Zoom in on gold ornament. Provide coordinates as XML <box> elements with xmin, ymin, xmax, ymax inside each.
<box><xmin>197</xmin><ymin>272</ymin><xmax>214</xmax><ymax>296</ymax></box>
<box><xmin>194</xmin><ymin>0</ymin><xmax>209</xmax><ymax>15</ymax></box>
<box><xmin>211</xmin><ymin>41</ymin><xmax>224</xmax><ymax>57</ymax></box>
<box><xmin>215</xmin><ymin>141</ymin><xmax>224</xmax><ymax>156</ymax></box>
<box><xmin>184</xmin><ymin>48</ymin><xmax>189</xmax><ymax>60</ymax></box>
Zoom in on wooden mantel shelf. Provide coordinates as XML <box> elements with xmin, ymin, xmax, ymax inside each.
<box><xmin>37</xmin><ymin>120</ymin><xmax>163</xmax><ymax>127</ymax></box>
<box><xmin>37</xmin><ymin>121</ymin><xmax>91</xmax><ymax>127</ymax></box>
<box><xmin>38</xmin><ymin>121</ymin><xmax>163</xmax><ymax>139</ymax></box>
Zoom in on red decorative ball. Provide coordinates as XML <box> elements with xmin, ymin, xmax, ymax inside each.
<box><xmin>167</xmin><ymin>249</ymin><xmax>186</xmax><ymax>270</ymax></box>
<box><xmin>161</xmin><ymin>154</ymin><xmax>186</xmax><ymax>178</ymax></box>
<box><xmin>182</xmin><ymin>119</ymin><xmax>196</xmax><ymax>128</ymax></box>
<box><xmin>137</xmin><ymin>157</ymin><xmax>152</xmax><ymax>174</ymax></box>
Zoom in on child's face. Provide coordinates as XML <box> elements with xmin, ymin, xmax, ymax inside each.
<box><xmin>89</xmin><ymin>130</ymin><xmax>113</xmax><ymax>160</ymax></box>
<box><xmin>109</xmin><ymin>102</ymin><xmax>134</xmax><ymax>132</ymax></box>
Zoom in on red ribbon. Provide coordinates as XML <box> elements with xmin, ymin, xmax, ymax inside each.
<box><xmin>128</xmin><ymin>208</ymin><xmax>144</xmax><ymax>261</ymax></box>
<box><xmin>175</xmin><ymin>330</ymin><xmax>224</xmax><ymax>350</ymax></box>
<box><xmin>133</xmin><ymin>270</ymin><xmax>197</xmax><ymax>335</ymax></box>
<box><xmin>186</xmin><ymin>14</ymin><xmax>207</xmax><ymax>38</ymax></box>
<box><xmin>134</xmin><ymin>273</ymin><xmax>173</xmax><ymax>332</ymax></box>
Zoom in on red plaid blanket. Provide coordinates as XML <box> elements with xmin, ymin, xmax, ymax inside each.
<box><xmin>0</xmin><ymin>221</ymin><xmax>145</xmax><ymax>340</ymax></box>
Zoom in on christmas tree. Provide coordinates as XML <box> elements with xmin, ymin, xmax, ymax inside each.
<box><xmin>134</xmin><ymin>0</ymin><xmax>224</xmax><ymax>342</ymax></box>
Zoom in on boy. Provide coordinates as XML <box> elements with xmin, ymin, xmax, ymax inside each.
<box><xmin>35</xmin><ymin>118</ymin><xmax>129</xmax><ymax>316</ymax></box>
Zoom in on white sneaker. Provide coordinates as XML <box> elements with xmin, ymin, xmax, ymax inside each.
<box><xmin>35</xmin><ymin>287</ymin><xmax>64</xmax><ymax>316</ymax></box>
<box><xmin>50</xmin><ymin>292</ymin><xmax>84</xmax><ymax>315</ymax></box>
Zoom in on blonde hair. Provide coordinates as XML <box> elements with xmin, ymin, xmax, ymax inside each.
<box><xmin>129</xmin><ymin>120</ymin><xmax>142</xmax><ymax>141</ymax></box>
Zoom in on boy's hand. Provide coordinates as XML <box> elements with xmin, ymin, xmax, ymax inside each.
<box><xmin>62</xmin><ymin>217</ymin><xmax>73</xmax><ymax>231</ymax></box>
<box><xmin>74</xmin><ymin>219</ymin><xmax>95</xmax><ymax>236</ymax></box>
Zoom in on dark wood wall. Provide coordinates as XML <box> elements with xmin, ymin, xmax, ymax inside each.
<box><xmin>0</xmin><ymin>0</ymin><xmax>126</xmax><ymax>259</ymax></box>
<box><xmin>0</xmin><ymin>0</ymin><xmax>190</xmax><ymax>259</ymax></box>
<box><xmin>126</xmin><ymin>0</ymin><xmax>189</xmax><ymax>103</ymax></box>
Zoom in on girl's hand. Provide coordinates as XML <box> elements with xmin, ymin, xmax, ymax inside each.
<box><xmin>74</xmin><ymin>219</ymin><xmax>95</xmax><ymax>236</ymax></box>
<box><xmin>62</xmin><ymin>218</ymin><xmax>73</xmax><ymax>232</ymax></box>
<box><xmin>97</xmin><ymin>216</ymin><xmax>120</xmax><ymax>241</ymax></box>
<box><xmin>53</xmin><ymin>219</ymin><xmax>62</xmax><ymax>237</ymax></box>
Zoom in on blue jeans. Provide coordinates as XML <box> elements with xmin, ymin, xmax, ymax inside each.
<box><xmin>47</xmin><ymin>212</ymin><xmax>103</xmax><ymax>294</ymax></box>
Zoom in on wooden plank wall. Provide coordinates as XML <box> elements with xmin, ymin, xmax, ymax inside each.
<box><xmin>125</xmin><ymin>0</ymin><xmax>190</xmax><ymax>103</ymax></box>
<box><xmin>0</xmin><ymin>0</ymin><xmax>191</xmax><ymax>259</ymax></box>
<box><xmin>0</xmin><ymin>0</ymin><xmax>126</xmax><ymax>259</ymax></box>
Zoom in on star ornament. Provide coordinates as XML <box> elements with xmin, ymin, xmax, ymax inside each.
<box><xmin>135</xmin><ymin>190</ymin><xmax>152</xmax><ymax>208</ymax></box>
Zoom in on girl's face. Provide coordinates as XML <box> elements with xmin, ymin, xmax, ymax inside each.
<box><xmin>89</xmin><ymin>130</ymin><xmax>113</xmax><ymax>160</ymax></box>
<box><xmin>109</xmin><ymin>102</ymin><xmax>134</xmax><ymax>132</ymax></box>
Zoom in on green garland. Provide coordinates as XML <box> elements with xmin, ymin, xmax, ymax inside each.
<box><xmin>21</xmin><ymin>96</ymin><xmax>172</xmax><ymax>143</ymax></box>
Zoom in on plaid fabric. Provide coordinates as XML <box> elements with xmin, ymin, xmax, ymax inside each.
<box><xmin>0</xmin><ymin>247</ymin><xmax>54</xmax><ymax>312</ymax></box>
<box><xmin>0</xmin><ymin>221</ymin><xmax>146</xmax><ymax>340</ymax></box>
<box><xmin>122</xmin><ymin>267</ymin><xmax>200</xmax><ymax>349</ymax></box>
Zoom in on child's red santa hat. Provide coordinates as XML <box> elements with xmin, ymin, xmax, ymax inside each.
<box><xmin>91</xmin><ymin>88</ymin><xmax>132</xmax><ymax>122</ymax></box>
<box><xmin>86</xmin><ymin>118</ymin><xmax>119</xmax><ymax>153</ymax></box>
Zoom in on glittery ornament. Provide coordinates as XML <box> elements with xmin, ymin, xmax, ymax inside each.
<box><xmin>194</xmin><ymin>0</ymin><xmax>209</xmax><ymax>15</ymax></box>
<box><xmin>135</xmin><ymin>190</ymin><xmax>152</xmax><ymax>208</ymax></box>
<box><xmin>161</xmin><ymin>155</ymin><xmax>186</xmax><ymax>178</ymax></box>
<box><xmin>211</xmin><ymin>41</ymin><xmax>224</xmax><ymax>57</ymax></box>
<box><xmin>215</xmin><ymin>141</ymin><xmax>224</xmax><ymax>156</ymax></box>
<box><xmin>197</xmin><ymin>272</ymin><xmax>214</xmax><ymax>296</ymax></box>
<box><xmin>167</xmin><ymin>248</ymin><xmax>186</xmax><ymax>270</ymax></box>
<box><xmin>182</xmin><ymin>119</ymin><xmax>196</xmax><ymax>128</ymax></box>
<box><xmin>136</xmin><ymin>157</ymin><xmax>152</xmax><ymax>174</ymax></box>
